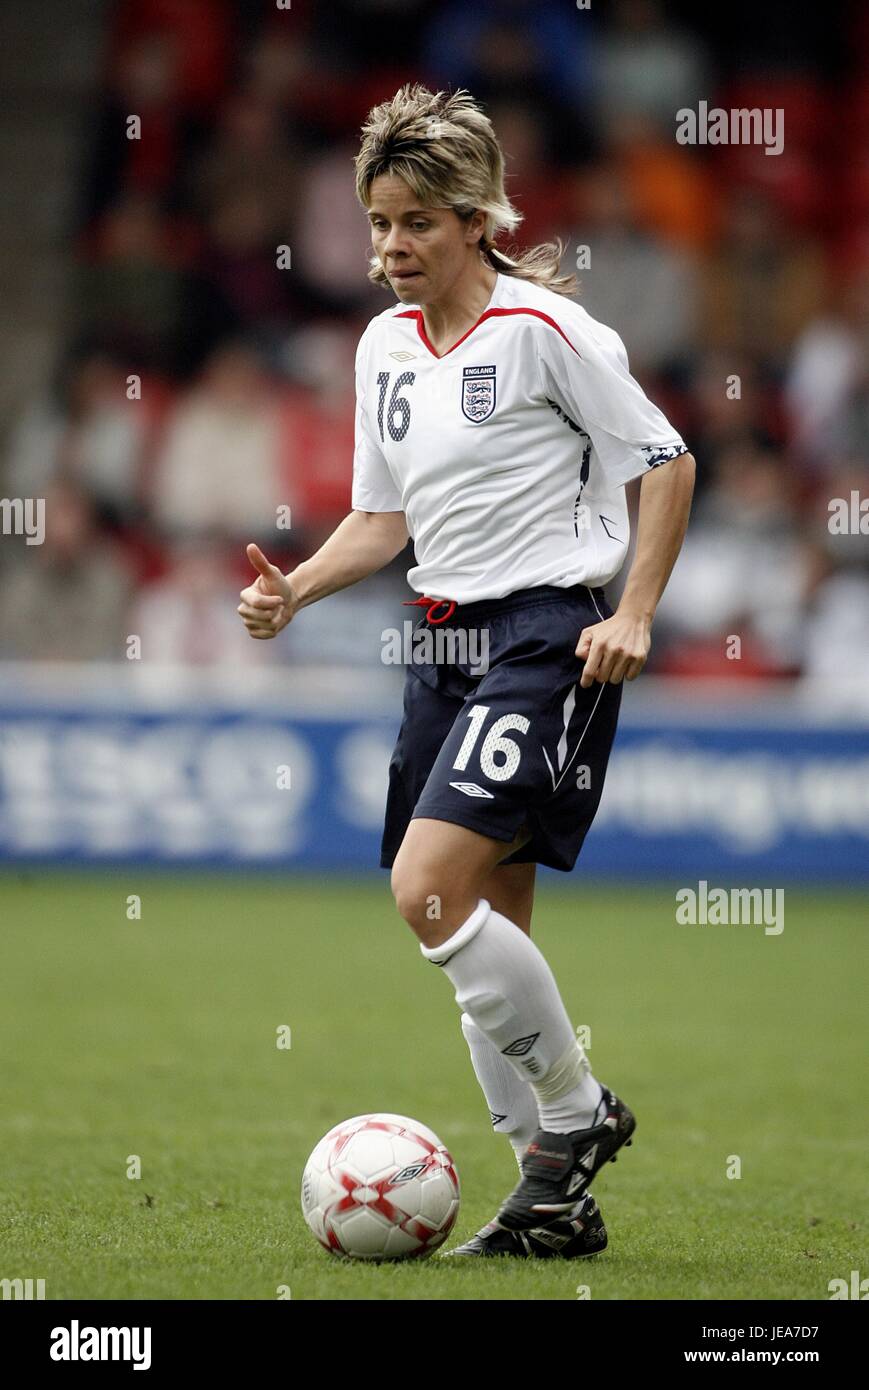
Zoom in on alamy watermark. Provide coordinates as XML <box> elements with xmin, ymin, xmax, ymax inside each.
<box><xmin>829</xmin><ymin>1270</ymin><xmax>869</xmax><ymax>1299</ymax></box>
<box><xmin>676</xmin><ymin>102</ymin><xmax>784</xmax><ymax>156</ymax></box>
<box><xmin>1</xmin><ymin>1276</ymin><xmax>45</xmax><ymax>1299</ymax></box>
<box><xmin>50</xmin><ymin>1322</ymin><xmax>151</xmax><ymax>1370</ymax></box>
<box><xmin>828</xmin><ymin>491</ymin><xmax>868</xmax><ymax>535</ymax></box>
<box><xmin>0</xmin><ymin>497</ymin><xmax>44</xmax><ymax>545</ymax></box>
<box><xmin>381</xmin><ymin>621</ymin><xmax>490</xmax><ymax>675</ymax></box>
<box><xmin>676</xmin><ymin>880</ymin><xmax>784</xmax><ymax>935</ymax></box>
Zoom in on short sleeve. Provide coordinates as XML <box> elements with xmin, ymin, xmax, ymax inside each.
<box><xmin>536</xmin><ymin>321</ymin><xmax>688</xmax><ymax>488</ymax></box>
<box><xmin>351</xmin><ymin>329</ymin><xmax>404</xmax><ymax>513</ymax></box>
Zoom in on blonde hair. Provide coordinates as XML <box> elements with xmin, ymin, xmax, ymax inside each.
<box><xmin>355</xmin><ymin>83</ymin><xmax>577</xmax><ymax>299</ymax></box>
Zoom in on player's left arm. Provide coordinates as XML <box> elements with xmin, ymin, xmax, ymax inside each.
<box><xmin>577</xmin><ymin>451</ymin><xmax>695</xmax><ymax>688</ymax></box>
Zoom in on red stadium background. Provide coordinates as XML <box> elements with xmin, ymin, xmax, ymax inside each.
<box><xmin>1</xmin><ymin>0</ymin><xmax>866</xmax><ymax>687</ymax></box>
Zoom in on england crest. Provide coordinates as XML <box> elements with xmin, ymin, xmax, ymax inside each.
<box><xmin>461</xmin><ymin>364</ymin><xmax>496</xmax><ymax>422</ymax></box>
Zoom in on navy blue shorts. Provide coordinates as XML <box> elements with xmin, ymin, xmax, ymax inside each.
<box><xmin>380</xmin><ymin>584</ymin><xmax>622</xmax><ymax>873</ymax></box>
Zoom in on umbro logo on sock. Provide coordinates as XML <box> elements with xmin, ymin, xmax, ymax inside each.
<box><xmin>489</xmin><ymin>1112</ymin><xmax>508</xmax><ymax>1127</ymax></box>
<box><xmin>449</xmin><ymin>781</ymin><xmax>494</xmax><ymax>798</ymax></box>
<box><xmin>502</xmin><ymin>1033</ymin><xmax>540</xmax><ymax>1056</ymax></box>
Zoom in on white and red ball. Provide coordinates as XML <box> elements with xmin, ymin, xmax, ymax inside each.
<box><xmin>301</xmin><ymin>1113</ymin><xmax>460</xmax><ymax>1260</ymax></box>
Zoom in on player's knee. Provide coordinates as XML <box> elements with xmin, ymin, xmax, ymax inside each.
<box><xmin>390</xmin><ymin>859</ymin><xmax>434</xmax><ymax>934</ymax></box>
<box><xmin>390</xmin><ymin>860</ymin><xmax>476</xmax><ymax>944</ymax></box>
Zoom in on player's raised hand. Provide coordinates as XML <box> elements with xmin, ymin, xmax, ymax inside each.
<box><xmin>237</xmin><ymin>543</ymin><xmax>298</xmax><ymax>640</ymax></box>
<box><xmin>576</xmin><ymin>611</ymin><xmax>651</xmax><ymax>688</ymax></box>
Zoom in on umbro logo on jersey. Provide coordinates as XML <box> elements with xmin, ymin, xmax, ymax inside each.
<box><xmin>461</xmin><ymin>364</ymin><xmax>496</xmax><ymax>422</ymax></box>
<box><xmin>389</xmin><ymin>350</ymin><xmax>416</xmax><ymax>361</ymax></box>
<box><xmin>448</xmin><ymin>781</ymin><xmax>494</xmax><ymax>798</ymax></box>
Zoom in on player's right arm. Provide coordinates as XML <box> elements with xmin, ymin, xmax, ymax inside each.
<box><xmin>240</xmin><ymin>322</ymin><xmax>407</xmax><ymax>640</ymax></box>
<box><xmin>237</xmin><ymin>510</ymin><xmax>408</xmax><ymax>640</ymax></box>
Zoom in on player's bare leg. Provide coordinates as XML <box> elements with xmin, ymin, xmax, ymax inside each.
<box><xmin>391</xmin><ymin>818</ymin><xmax>626</xmax><ymax>1255</ymax></box>
<box><xmin>458</xmin><ymin>859</ymin><xmax>539</xmax><ymax>1171</ymax></box>
<box><xmin>390</xmin><ymin>816</ymin><xmax>600</xmax><ymax>1126</ymax></box>
<box><xmin>392</xmin><ymin>831</ymin><xmax>539</xmax><ymax>1159</ymax></box>
<box><xmin>481</xmin><ymin>860</ymin><xmax>536</xmax><ymax>936</ymax></box>
<box><xmin>390</xmin><ymin>817</ymin><xmax>532</xmax><ymax>947</ymax></box>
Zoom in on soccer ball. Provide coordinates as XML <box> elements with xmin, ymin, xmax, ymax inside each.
<box><xmin>301</xmin><ymin>1112</ymin><xmax>460</xmax><ymax>1260</ymax></box>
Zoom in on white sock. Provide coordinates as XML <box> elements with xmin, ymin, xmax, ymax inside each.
<box><xmin>421</xmin><ymin>899</ymin><xmax>603</xmax><ymax>1134</ymax></box>
<box><xmin>461</xmin><ymin>1012</ymin><xmax>538</xmax><ymax>1170</ymax></box>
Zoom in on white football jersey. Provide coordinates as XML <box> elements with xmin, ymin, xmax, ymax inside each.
<box><xmin>352</xmin><ymin>270</ymin><xmax>688</xmax><ymax>603</ymax></box>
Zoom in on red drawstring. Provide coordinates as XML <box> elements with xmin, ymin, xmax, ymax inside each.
<box><xmin>403</xmin><ymin>594</ymin><xmax>457</xmax><ymax>625</ymax></box>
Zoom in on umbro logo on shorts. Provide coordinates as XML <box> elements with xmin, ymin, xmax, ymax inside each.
<box><xmin>448</xmin><ymin>781</ymin><xmax>494</xmax><ymax>798</ymax></box>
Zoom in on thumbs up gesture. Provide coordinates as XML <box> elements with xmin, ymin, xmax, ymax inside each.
<box><xmin>237</xmin><ymin>543</ymin><xmax>298</xmax><ymax>640</ymax></box>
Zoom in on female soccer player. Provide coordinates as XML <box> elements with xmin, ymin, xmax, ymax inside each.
<box><xmin>238</xmin><ymin>85</ymin><xmax>695</xmax><ymax>1259</ymax></box>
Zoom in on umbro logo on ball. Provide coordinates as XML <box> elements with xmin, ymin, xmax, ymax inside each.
<box><xmin>392</xmin><ymin>1161</ymin><xmax>428</xmax><ymax>1183</ymax></box>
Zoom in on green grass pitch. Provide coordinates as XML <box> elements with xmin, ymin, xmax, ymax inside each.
<box><xmin>0</xmin><ymin>872</ymin><xmax>865</xmax><ymax>1301</ymax></box>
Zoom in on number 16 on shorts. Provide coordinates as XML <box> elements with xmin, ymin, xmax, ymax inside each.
<box><xmin>453</xmin><ymin>705</ymin><xmax>530</xmax><ymax>783</ymax></box>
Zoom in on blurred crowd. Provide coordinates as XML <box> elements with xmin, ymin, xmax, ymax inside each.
<box><xmin>1</xmin><ymin>0</ymin><xmax>867</xmax><ymax>682</ymax></box>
